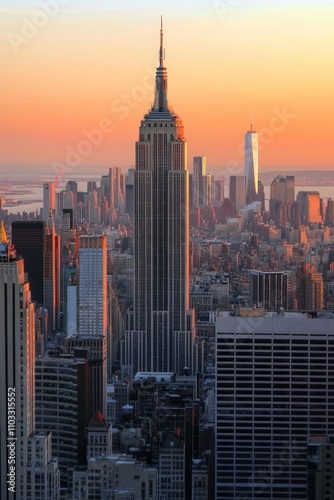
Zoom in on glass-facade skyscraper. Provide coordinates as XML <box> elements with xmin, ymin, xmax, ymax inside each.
<box><xmin>245</xmin><ymin>126</ymin><xmax>259</xmax><ymax>204</ymax></box>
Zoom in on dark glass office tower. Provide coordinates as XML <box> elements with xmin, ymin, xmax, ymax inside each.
<box><xmin>12</xmin><ymin>221</ymin><xmax>45</xmax><ymax>304</ymax></box>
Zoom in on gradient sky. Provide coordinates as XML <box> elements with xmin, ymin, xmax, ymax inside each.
<box><xmin>1</xmin><ymin>0</ymin><xmax>333</xmax><ymax>177</ymax></box>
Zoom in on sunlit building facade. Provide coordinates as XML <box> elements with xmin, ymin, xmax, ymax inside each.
<box><xmin>296</xmin><ymin>262</ymin><xmax>324</xmax><ymax>310</ymax></box>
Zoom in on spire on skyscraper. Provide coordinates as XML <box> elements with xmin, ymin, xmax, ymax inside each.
<box><xmin>145</xmin><ymin>19</ymin><xmax>184</xmax><ymax>139</ymax></box>
<box><xmin>150</xmin><ymin>17</ymin><xmax>170</xmax><ymax>115</ymax></box>
<box><xmin>159</xmin><ymin>15</ymin><xmax>165</xmax><ymax>68</ymax></box>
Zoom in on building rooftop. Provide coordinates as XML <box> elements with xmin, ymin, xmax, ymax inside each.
<box><xmin>88</xmin><ymin>411</ymin><xmax>109</xmax><ymax>429</ymax></box>
<box><xmin>134</xmin><ymin>372</ymin><xmax>175</xmax><ymax>382</ymax></box>
<box><xmin>216</xmin><ymin>309</ymin><xmax>334</xmax><ymax>335</ymax></box>
<box><xmin>217</xmin><ymin>309</ymin><xmax>334</xmax><ymax>319</ymax></box>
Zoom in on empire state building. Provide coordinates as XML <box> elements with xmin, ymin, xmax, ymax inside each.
<box><xmin>123</xmin><ymin>20</ymin><xmax>196</xmax><ymax>374</ymax></box>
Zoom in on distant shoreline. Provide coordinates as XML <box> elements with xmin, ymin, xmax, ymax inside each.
<box><xmin>2</xmin><ymin>171</ymin><xmax>334</xmax><ymax>187</ymax></box>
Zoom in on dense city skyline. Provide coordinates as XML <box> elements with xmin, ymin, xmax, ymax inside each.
<box><xmin>2</xmin><ymin>4</ymin><xmax>334</xmax><ymax>500</ymax></box>
<box><xmin>1</xmin><ymin>1</ymin><xmax>334</xmax><ymax>173</ymax></box>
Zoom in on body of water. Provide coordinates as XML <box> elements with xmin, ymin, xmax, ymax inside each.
<box><xmin>2</xmin><ymin>181</ymin><xmax>334</xmax><ymax>215</ymax></box>
<box><xmin>263</xmin><ymin>186</ymin><xmax>334</xmax><ymax>201</ymax></box>
<box><xmin>1</xmin><ymin>180</ymin><xmax>95</xmax><ymax>215</ymax></box>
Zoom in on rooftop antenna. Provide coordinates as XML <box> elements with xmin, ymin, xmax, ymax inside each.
<box><xmin>159</xmin><ymin>15</ymin><xmax>165</xmax><ymax>67</ymax></box>
<box><xmin>250</xmin><ymin>110</ymin><xmax>253</xmax><ymax>133</ymax></box>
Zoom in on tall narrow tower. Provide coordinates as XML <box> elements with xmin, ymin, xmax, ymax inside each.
<box><xmin>244</xmin><ymin>120</ymin><xmax>259</xmax><ymax>204</ymax></box>
<box><xmin>193</xmin><ymin>156</ymin><xmax>207</xmax><ymax>207</ymax></box>
<box><xmin>124</xmin><ymin>20</ymin><xmax>195</xmax><ymax>374</ymax></box>
<box><xmin>44</xmin><ymin>210</ymin><xmax>60</xmax><ymax>331</ymax></box>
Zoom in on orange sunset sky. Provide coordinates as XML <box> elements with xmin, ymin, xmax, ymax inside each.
<box><xmin>0</xmin><ymin>1</ymin><xmax>334</xmax><ymax>177</ymax></box>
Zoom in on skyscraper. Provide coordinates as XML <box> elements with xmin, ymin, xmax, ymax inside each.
<box><xmin>270</xmin><ymin>174</ymin><xmax>295</xmax><ymax>222</ymax></box>
<box><xmin>78</xmin><ymin>235</ymin><xmax>107</xmax><ymax>336</ymax></box>
<box><xmin>307</xmin><ymin>191</ymin><xmax>322</xmax><ymax>224</ymax></box>
<box><xmin>44</xmin><ymin>210</ymin><xmax>60</xmax><ymax>331</ymax></box>
<box><xmin>285</xmin><ymin>175</ymin><xmax>295</xmax><ymax>203</ymax></box>
<box><xmin>216</xmin><ymin>310</ymin><xmax>334</xmax><ymax>500</ymax></box>
<box><xmin>193</xmin><ymin>156</ymin><xmax>207</xmax><ymax>207</ymax></box>
<box><xmin>326</xmin><ymin>198</ymin><xmax>334</xmax><ymax>225</ymax></box>
<box><xmin>77</xmin><ymin>235</ymin><xmax>108</xmax><ymax>417</ymax></box>
<box><xmin>126</xmin><ymin>168</ymin><xmax>135</xmax><ymax>221</ymax></box>
<box><xmin>43</xmin><ymin>182</ymin><xmax>56</xmax><ymax>220</ymax></box>
<box><xmin>12</xmin><ymin>219</ymin><xmax>60</xmax><ymax>332</ymax></box>
<box><xmin>257</xmin><ymin>180</ymin><xmax>265</xmax><ymax>213</ymax></box>
<box><xmin>214</xmin><ymin>177</ymin><xmax>224</xmax><ymax>205</ymax></box>
<box><xmin>124</xmin><ymin>20</ymin><xmax>195</xmax><ymax>374</ymax></box>
<box><xmin>114</xmin><ymin>166</ymin><xmax>123</xmax><ymax>213</ymax></box>
<box><xmin>307</xmin><ymin>436</ymin><xmax>334</xmax><ymax>499</ymax></box>
<box><xmin>229</xmin><ymin>175</ymin><xmax>246</xmax><ymax>213</ymax></box>
<box><xmin>249</xmin><ymin>269</ymin><xmax>295</xmax><ymax>310</ymax></box>
<box><xmin>297</xmin><ymin>191</ymin><xmax>322</xmax><ymax>224</ymax></box>
<box><xmin>12</xmin><ymin>221</ymin><xmax>45</xmax><ymax>304</ymax></box>
<box><xmin>202</xmin><ymin>173</ymin><xmax>214</xmax><ymax>206</ymax></box>
<box><xmin>270</xmin><ymin>175</ymin><xmax>288</xmax><ymax>203</ymax></box>
<box><xmin>0</xmin><ymin>222</ymin><xmax>35</xmax><ymax>499</ymax></box>
<box><xmin>244</xmin><ymin>125</ymin><xmax>258</xmax><ymax>204</ymax></box>
<box><xmin>35</xmin><ymin>350</ymin><xmax>91</xmax><ymax>490</ymax></box>
<box><xmin>108</xmin><ymin>167</ymin><xmax>115</xmax><ymax>211</ymax></box>
<box><xmin>296</xmin><ymin>262</ymin><xmax>324</xmax><ymax>310</ymax></box>
<box><xmin>86</xmin><ymin>189</ymin><xmax>100</xmax><ymax>226</ymax></box>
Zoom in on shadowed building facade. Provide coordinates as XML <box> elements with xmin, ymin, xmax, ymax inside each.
<box><xmin>193</xmin><ymin>156</ymin><xmax>207</xmax><ymax>207</ymax></box>
<box><xmin>229</xmin><ymin>175</ymin><xmax>246</xmax><ymax>214</ymax></box>
<box><xmin>216</xmin><ymin>310</ymin><xmax>334</xmax><ymax>500</ymax></box>
<box><xmin>249</xmin><ymin>269</ymin><xmax>295</xmax><ymax>310</ymax></box>
<box><xmin>12</xmin><ymin>218</ymin><xmax>60</xmax><ymax>332</ymax></box>
<box><xmin>12</xmin><ymin>221</ymin><xmax>45</xmax><ymax>304</ymax></box>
